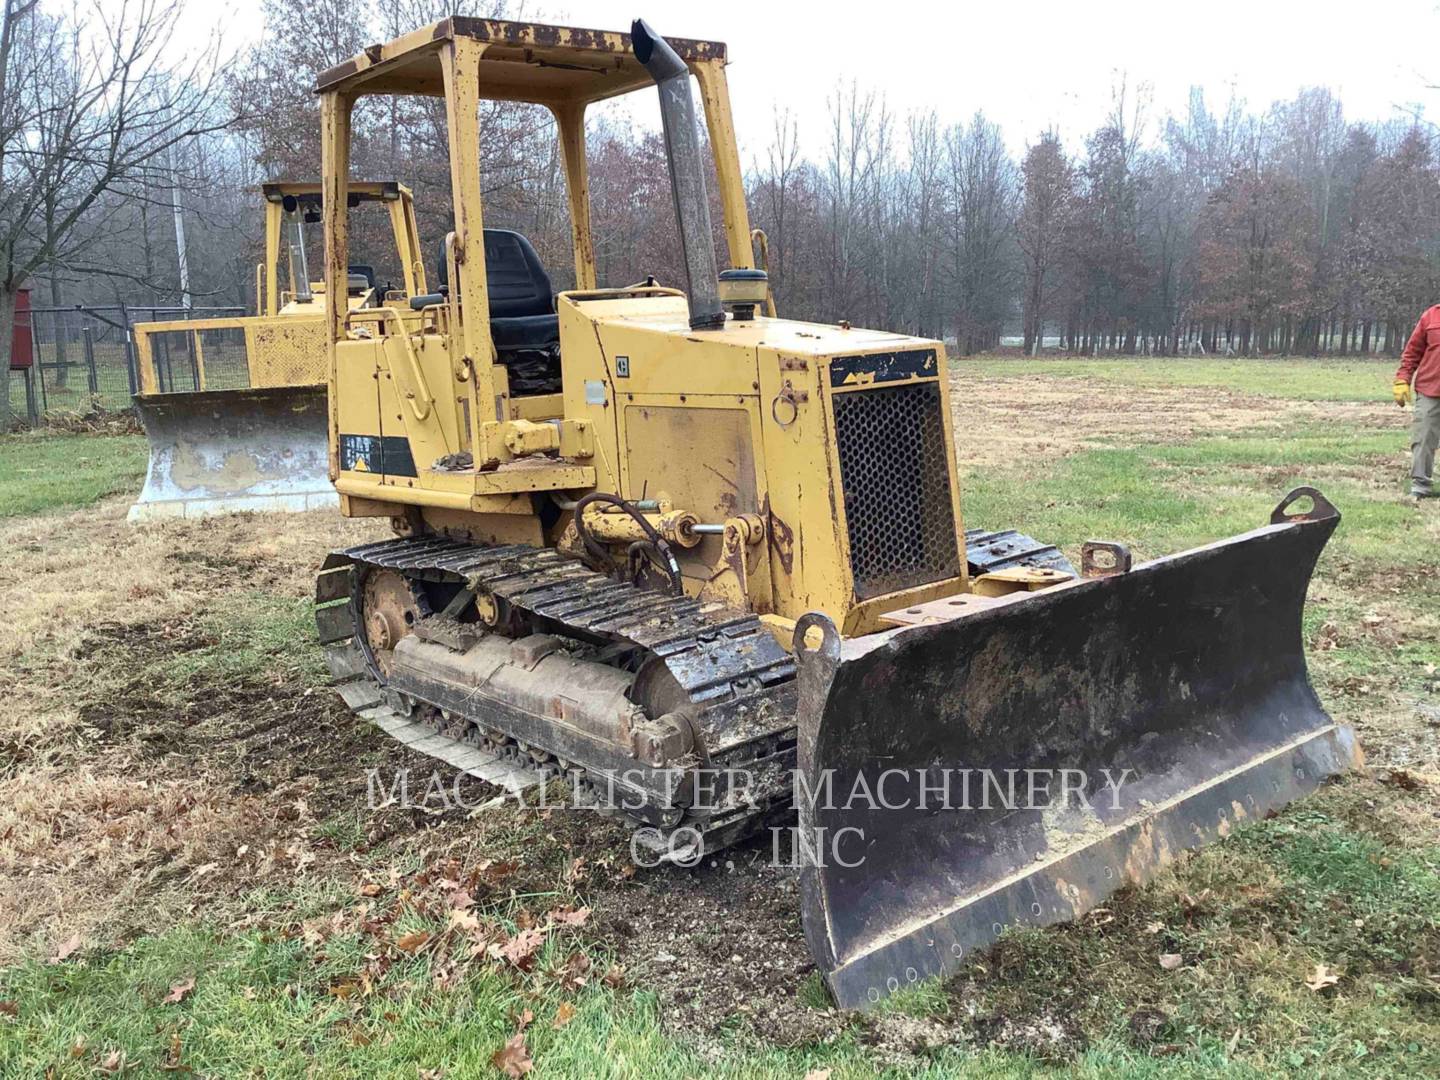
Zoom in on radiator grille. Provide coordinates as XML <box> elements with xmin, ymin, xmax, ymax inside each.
<box><xmin>832</xmin><ymin>381</ymin><xmax>961</xmax><ymax>600</ymax></box>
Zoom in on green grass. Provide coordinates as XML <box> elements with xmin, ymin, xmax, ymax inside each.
<box><xmin>0</xmin><ymin>433</ymin><xmax>145</xmax><ymax>516</ymax></box>
<box><xmin>957</xmin><ymin>356</ymin><xmax>1396</xmax><ymax>402</ymax></box>
<box><xmin>961</xmin><ymin>421</ymin><xmax>1421</xmax><ymax>561</ymax></box>
<box><xmin>167</xmin><ymin>590</ymin><xmax>333</xmax><ymax>689</ymax></box>
<box><xmin>2</xmin><ymin>801</ymin><xmax>1433</xmax><ymax>1079</ymax></box>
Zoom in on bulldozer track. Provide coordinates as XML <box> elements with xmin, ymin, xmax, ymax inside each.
<box><xmin>314</xmin><ymin>537</ymin><xmax>799</xmax><ymax>855</ymax></box>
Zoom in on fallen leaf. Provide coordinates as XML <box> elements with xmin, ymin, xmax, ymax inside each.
<box><xmin>1305</xmin><ymin>963</ymin><xmax>1340</xmax><ymax>992</ymax></box>
<box><xmin>556</xmin><ymin>952</ymin><xmax>591</xmax><ymax>991</ymax></box>
<box><xmin>395</xmin><ymin>931</ymin><xmax>431</xmax><ymax>954</ymax></box>
<box><xmin>499</xmin><ymin>927</ymin><xmax>546</xmax><ymax>970</ymax></box>
<box><xmin>158</xmin><ymin>1030</ymin><xmax>189</xmax><ymax>1072</ymax></box>
<box><xmin>98</xmin><ymin>1049</ymin><xmax>125</xmax><ymax>1074</ymax></box>
<box><xmin>552</xmin><ymin>1001</ymin><xmax>576</xmax><ymax>1029</ymax></box>
<box><xmin>358</xmin><ymin>882</ymin><xmax>382</xmax><ymax>898</ymax></box>
<box><xmin>449</xmin><ymin>890</ymin><xmax>475</xmax><ymax>911</ymax></box>
<box><xmin>328</xmin><ymin>981</ymin><xmax>360</xmax><ymax>1000</ymax></box>
<box><xmin>491</xmin><ymin>1032</ymin><xmax>533</xmax><ymax>1077</ymax></box>
<box><xmin>1158</xmin><ymin>953</ymin><xmax>1183</xmax><ymax>971</ymax></box>
<box><xmin>804</xmin><ymin>1070</ymin><xmax>833</xmax><ymax>1080</ymax></box>
<box><xmin>481</xmin><ymin>860</ymin><xmax>520</xmax><ymax>886</ymax></box>
<box><xmin>448</xmin><ymin>908</ymin><xmax>481</xmax><ymax>933</ymax></box>
<box><xmin>547</xmin><ymin>906</ymin><xmax>591</xmax><ymax>929</ymax></box>
<box><xmin>0</xmin><ymin>1001</ymin><xmax>16</xmax><ymax>1018</ymax></box>
<box><xmin>512</xmin><ymin>1007</ymin><xmax>534</xmax><ymax>1032</ymax></box>
<box><xmin>49</xmin><ymin>934</ymin><xmax>83</xmax><ymax>964</ymax></box>
<box><xmin>163</xmin><ymin>977</ymin><xmax>196</xmax><ymax>1005</ymax></box>
<box><xmin>1144</xmin><ymin>920</ymin><xmax>1165</xmax><ymax>935</ymax></box>
<box><xmin>601</xmin><ymin>964</ymin><xmax>626</xmax><ymax>989</ymax></box>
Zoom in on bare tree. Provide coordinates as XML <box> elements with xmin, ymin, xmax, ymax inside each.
<box><xmin>1016</xmin><ymin>130</ymin><xmax>1074</xmax><ymax>355</ymax></box>
<box><xmin>0</xmin><ymin>0</ymin><xmax>224</xmax><ymax>422</ymax></box>
<box><xmin>943</xmin><ymin>112</ymin><xmax>1017</xmax><ymax>354</ymax></box>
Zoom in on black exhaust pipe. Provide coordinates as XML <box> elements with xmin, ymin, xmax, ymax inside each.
<box><xmin>631</xmin><ymin>19</ymin><xmax>725</xmax><ymax>331</ymax></box>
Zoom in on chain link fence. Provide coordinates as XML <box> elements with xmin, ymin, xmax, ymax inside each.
<box><xmin>6</xmin><ymin>305</ymin><xmax>245</xmax><ymax>427</ymax></box>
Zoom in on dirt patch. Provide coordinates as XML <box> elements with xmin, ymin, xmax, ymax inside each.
<box><xmin>952</xmin><ymin>372</ymin><xmax>1395</xmax><ymax>468</ymax></box>
<box><xmin>587</xmin><ymin>843</ymin><xmax>836</xmax><ymax>1056</ymax></box>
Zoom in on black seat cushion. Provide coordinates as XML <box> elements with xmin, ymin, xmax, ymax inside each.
<box><xmin>483</xmin><ymin>230</ymin><xmax>558</xmax><ymax>362</ymax></box>
<box><xmin>432</xmin><ymin>230</ymin><xmax>561</xmax><ymax>392</ymax></box>
<box><xmin>484</xmin><ymin>231</ymin><xmax>553</xmax><ymax>318</ymax></box>
<box><xmin>491</xmin><ymin>313</ymin><xmax>559</xmax><ymax>351</ymax></box>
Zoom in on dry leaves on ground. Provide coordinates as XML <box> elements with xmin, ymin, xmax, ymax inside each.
<box><xmin>491</xmin><ymin>1032</ymin><xmax>533</xmax><ymax>1077</ymax></box>
<box><xmin>496</xmin><ymin>927</ymin><xmax>546</xmax><ymax>970</ymax></box>
<box><xmin>49</xmin><ymin>934</ymin><xmax>83</xmax><ymax>963</ymax></box>
<box><xmin>162</xmin><ymin>977</ymin><xmax>196</xmax><ymax>1005</ymax></box>
<box><xmin>1305</xmin><ymin>963</ymin><xmax>1341</xmax><ymax>992</ymax></box>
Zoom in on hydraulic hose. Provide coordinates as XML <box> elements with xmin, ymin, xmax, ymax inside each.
<box><xmin>572</xmin><ymin>492</ymin><xmax>684</xmax><ymax>596</ymax></box>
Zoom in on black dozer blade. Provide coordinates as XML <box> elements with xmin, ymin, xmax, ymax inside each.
<box><xmin>794</xmin><ymin>487</ymin><xmax>1361</xmax><ymax>1011</ymax></box>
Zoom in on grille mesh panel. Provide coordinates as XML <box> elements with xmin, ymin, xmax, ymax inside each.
<box><xmin>832</xmin><ymin>381</ymin><xmax>961</xmax><ymax>600</ymax></box>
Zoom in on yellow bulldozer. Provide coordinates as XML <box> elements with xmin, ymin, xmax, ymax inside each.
<box><xmin>128</xmin><ymin>181</ymin><xmax>426</xmax><ymax>520</ymax></box>
<box><xmin>308</xmin><ymin>17</ymin><xmax>1362</xmax><ymax>1009</ymax></box>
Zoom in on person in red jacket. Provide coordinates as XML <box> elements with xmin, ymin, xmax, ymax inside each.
<box><xmin>1396</xmin><ymin>305</ymin><xmax>1440</xmax><ymax>498</ymax></box>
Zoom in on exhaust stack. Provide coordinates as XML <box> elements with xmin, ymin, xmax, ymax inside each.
<box><xmin>631</xmin><ymin>19</ymin><xmax>725</xmax><ymax>331</ymax></box>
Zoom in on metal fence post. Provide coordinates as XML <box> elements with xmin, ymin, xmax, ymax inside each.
<box><xmin>24</xmin><ymin>366</ymin><xmax>38</xmax><ymax>427</ymax></box>
<box><xmin>82</xmin><ymin>324</ymin><xmax>98</xmax><ymax>396</ymax></box>
<box><xmin>120</xmin><ymin>302</ymin><xmax>138</xmax><ymax>396</ymax></box>
<box><xmin>34</xmin><ymin>311</ymin><xmax>48</xmax><ymax>414</ymax></box>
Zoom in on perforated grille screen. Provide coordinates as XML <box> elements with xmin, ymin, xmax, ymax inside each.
<box><xmin>832</xmin><ymin>381</ymin><xmax>961</xmax><ymax>600</ymax></box>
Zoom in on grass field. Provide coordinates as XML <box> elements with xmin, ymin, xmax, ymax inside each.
<box><xmin>0</xmin><ymin>357</ymin><xmax>1436</xmax><ymax>1078</ymax></box>
<box><xmin>0</xmin><ymin>433</ymin><xmax>146</xmax><ymax>517</ymax></box>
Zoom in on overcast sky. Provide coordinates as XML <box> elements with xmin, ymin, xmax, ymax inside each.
<box><xmin>185</xmin><ymin>0</ymin><xmax>1440</xmax><ymax>162</ymax></box>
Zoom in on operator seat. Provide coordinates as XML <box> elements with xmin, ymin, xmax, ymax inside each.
<box><xmin>416</xmin><ymin>229</ymin><xmax>562</xmax><ymax>396</ymax></box>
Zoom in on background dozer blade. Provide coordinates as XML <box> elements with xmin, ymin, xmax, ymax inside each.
<box><xmin>127</xmin><ymin>385</ymin><xmax>338</xmax><ymax>522</ymax></box>
<box><xmin>794</xmin><ymin>487</ymin><xmax>1361</xmax><ymax>1011</ymax></box>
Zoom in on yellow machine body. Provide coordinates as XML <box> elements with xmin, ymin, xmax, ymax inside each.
<box><xmin>133</xmin><ymin>181</ymin><xmax>424</xmax><ymax>394</ymax></box>
<box><xmin>311</xmin><ymin>17</ymin><xmax>1359</xmax><ymax>1015</ymax></box>
<box><xmin>128</xmin><ymin>181</ymin><xmax>424</xmax><ymax>520</ymax></box>
<box><xmin>319</xmin><ymin>20</ymin><xmax>967</xmax><ymax>636</ymax></box>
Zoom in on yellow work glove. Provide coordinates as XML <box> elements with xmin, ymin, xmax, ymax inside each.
<box><xmin>1394</xmin><ymin>380</ymin><xmax>1414</xmax><ymax>407</ymax></box>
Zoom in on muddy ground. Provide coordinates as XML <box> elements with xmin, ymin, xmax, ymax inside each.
<box><xmin>0</xmin><ymin>375</ymin><xmax>1431</xmax><ymax>1063</ymax></box>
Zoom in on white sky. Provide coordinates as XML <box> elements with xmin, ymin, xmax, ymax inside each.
<box><xmin>180</xmin><ymin>0</ymin><xmax>1440</xmax><ymax>163</ymax></box>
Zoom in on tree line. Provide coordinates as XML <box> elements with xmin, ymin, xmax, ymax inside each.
<box><xmin>5</xmin><ymin>0</ymin><xmax>1438</xmax><ymax>423</ymax></box>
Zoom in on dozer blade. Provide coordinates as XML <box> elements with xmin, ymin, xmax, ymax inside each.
<box><xmin>127</xmin><ymin>385</ymin><xmax>338</xmax><ymax>522</ymax></box>
<box><xmin>794</xmin><ymin>487</ymin><xmax>1361</xmax><ymax>1010</ymax></box>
